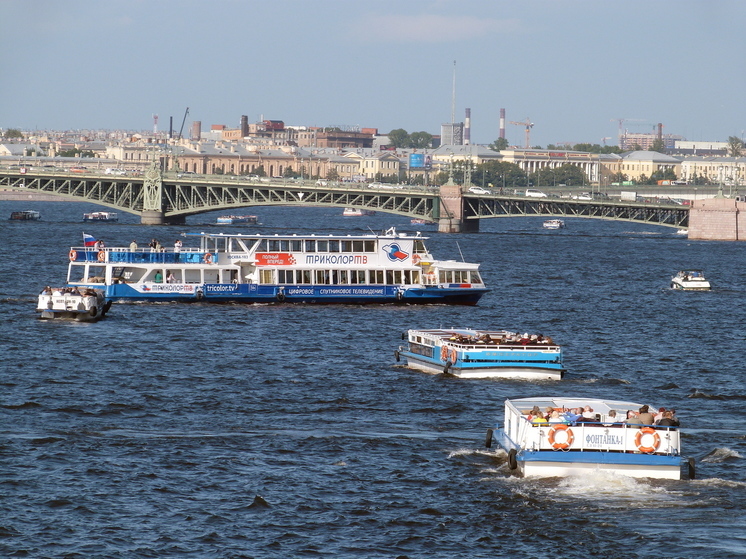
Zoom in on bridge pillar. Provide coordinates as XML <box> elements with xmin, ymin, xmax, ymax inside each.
<box><xmin>688</xmin><ymin>198</ymin><xmax>744</xmax><ymax>241</ymax></box>
<box><xmin>437</xmin><ymin>183</ymin><xmax>480</xmax><ymax>233</ymax></box>
<box><xmin>141</xmin><ymin>210</ymin><xmax>166</xmax><ymax>225</ymax></box>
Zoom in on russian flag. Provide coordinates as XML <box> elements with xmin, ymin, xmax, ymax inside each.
<box><xmin>83</xmin><ymin>233</ymin><xmax>97</xmax><ymax>247</ymax></box>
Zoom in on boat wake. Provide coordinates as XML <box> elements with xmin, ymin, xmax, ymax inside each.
<box><xmin>700</xmin><ymin>447</ymin><xmax>743</xmax><ymax>463</ymax></box>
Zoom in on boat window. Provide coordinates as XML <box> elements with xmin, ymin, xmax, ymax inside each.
<box><xmin>297</xmin><ymin>270</ymin><xmax>312</xmax><ymax>284</ymax></box>
<box><xmin>315</xmin><ymin>270</ymin><xmax>330</xmax><ymax>284</ymax></box>
<box><xmin>184</xmin><ymin>269</ymin><xmax>201</xmax><ymax>283</ymax></box>
<box><xmin>338</xmin><ymin>270</ymin><xmax>349</xmax><ymax>284</ymax></box>
<box><xmin>364</xmin><ymin>240</ymin><xmax>375</xmax><ymax>252</ymax></box>
<box><xmin>471</xmin><ymin>271</ymin><xmax>482</xmax><ymax>284</ymax></box>
<box><xmin>84</xmin><ymin>265</ymin><xmax>106</xmax><ymax>283</ymax></box>
<box><xmin>329</xmin><ymin>240</ymin><xmax>339</xmax><ymax>252</ymax></box>
<box><xmin>268</xmin><ymin>239</ymin><xmax>281</xmax><ymax>251</ymax></box>
<box><xmin>278</xmin><ymin>270</ymin><xmax>294</xmax><ymax>284</ymax></box>
<box><xmin>341</xmin><ymin>240</ymin><xmax>353</xmax><ymax>252</ymax></box>
<box><xmin>350</xmin><ymin>270</ymin><xmax>365</xmax><ymax>284</ymax></box>
<box><xmin>317</xmin><ymin>240</ymin><xmax>328</xmax><ymax>252</ymax></box>
<box><xmin>257</xmin><ymin>239</ymin><xmax>268</xmax><ymax>251</ymax></box>
<box><xmin>439</xmin><ymin>270</ymin><xmax>452</xmax><ymax>283</ymax></box>
<box><xmin>353</xmin><ymin>240</ymin><xmax>365</xmax><ymax>252</ymax></box>
<box><xmin>304</xmin><ymin>240</ymin><xmax>316</xmax><ymax>252</ymax></box>
<box><xmin>280</xmin><ymin>240</ymin><xmax>290</xmax><ymax>251</ymax></box>
<box><xmin>414</xmin><ymin>240</ymin><xmax>426</xmax><ymax>254</ymax></box>
<box><xmin>454</xmin><ymin>270</ymin><xmax>468</xmax><ymax>283</ymax></box>
<box><xmin>386</xmin><ymin>270</ymin><xmax>403</xmax><ymax>285</ymax></box>
<box><xmin>260</xmin><ymin>269</ymin><xmax>274</xmax><ymax>284</ymax></box>
<box><xmin>204</xmin><ymin>270</ymin><xmax>219</xmax><ymax>284</ymax></box>
<box><xmin>369</xmin><ymin>270</ymin><xmax>384</xmax><ymax>284</ymax></box>
<box><xmin>291</xmin><ymin>240</ymin><xmax>302</xmax><ymax>252</ymax></box>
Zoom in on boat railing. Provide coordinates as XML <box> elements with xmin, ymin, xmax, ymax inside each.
<box><xmin>69</xmin><ymin>248</ymin><xmax>214</xmax><ymax>265</ymax></box>
<box><xmin>520</xmin><ymin>419</ymin><xmax>681</xmax><ymax>455</ymax></box>
<box><xmin>448</xmin><ymin>342</ymin><xmax>560</xmax><ymax>352</ymax></box>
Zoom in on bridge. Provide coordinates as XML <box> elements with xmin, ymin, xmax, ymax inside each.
<box><xmin>3</xmin><ymin>164</ymin><xmax>742</xmax><ymax>239</ymax></box>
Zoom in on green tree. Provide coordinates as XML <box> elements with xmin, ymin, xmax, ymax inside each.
<box><xmin>648</xmin><ymin>138</ymin><xmax>666</xmax><ymax>153</ymax></box>
<box><xmin>409</xmin><ymin>131</ymin><xmax>433</xmax><ymax>149</ymax></box>
<box><xmin>726</xmin><ymin>135</ymin><xmax>743</xmax><ymax>157</ymax></box>
<box><xmin>489</xmin><ymin>137</ymin><xmax>509</xmax><ymax>151</ymax></box>
<box><xmin>3</xmin><ymin>128</ymin><xmax>23</xmax><ymax>139</ymax></box>
<box><xmin>387</xmin><ymin>129</ymin><xmax>410</xmax><ymax>149</ymax></box>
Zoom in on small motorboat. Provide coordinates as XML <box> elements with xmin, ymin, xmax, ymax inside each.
<box><xmin>37</xmin><ymin>287</ymin><xmax>111</xmax><ymax>322</ymax></box>
<box><xmin>543</xmin><ymin>219</ymin><xmax>565</xmax><ymax>229</ymax></box>
<box><xmin>671</xmin><ymin>270</ymin><xmax>710</xmax><ymax>291</ymax></box>
<box><xmin>485</xmin><ymin>396</ymin><xmax>693</xmax><ymax>480</ymax></box>
<box><xmin>410</xmin><ymin>218</ymin><xmax>435</xmax><ymax>225</ymax></box>
<box><xmin>9</xmin><ymin>210</ymin><xmax>41</xmax><ymax>220</ymax></box>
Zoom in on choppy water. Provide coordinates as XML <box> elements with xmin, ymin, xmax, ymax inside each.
<box><xmin>1</xmin><ymin>200</ymin><xmax>745</xmax><ymax>558</ymax></box>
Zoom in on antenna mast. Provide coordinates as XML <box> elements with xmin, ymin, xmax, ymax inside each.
<box><xmin>451</xmin><ymin>60</ymin><xmax>456</xmax><ymax>124</ymax></box>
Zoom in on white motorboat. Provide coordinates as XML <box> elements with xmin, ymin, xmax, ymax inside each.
<box><xmin>543</xmin><ymin>219</ymin><xmax>565</xmax><ymax>229</ymax></box>
<box><xmin>37</xmin><ymin>287</ymin><xmax>111</xmax><ymax>322</ymax></box>
<box><xmin>83</xmin><ymin>211</ymin><xmax>119</xmax><ymax>222</ymax></box>
<box><xmin>342</xmin><ymin>208</ymin><xmax>376</xmax><ymax>216</ymax></box>
<box><xmin>671</xmin><ymin>270</ymin><xmax>710</xmax><ymax>291</ymax></box>
<box><xmin>485</xmin><ymin>396</ymin><xmax>693</xmax><ymax>480</ymax></box>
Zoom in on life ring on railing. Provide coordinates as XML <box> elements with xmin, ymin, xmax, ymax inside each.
<box><xmin>440</xmin><ymin>345</ymin><xmax>449</xmax><ymax>361</ymax></box>
<box><xmin>412</xmin><ymin>254</ymin><xmax>421</xmax><ymax>264</ymax></box>
<box><xmin>548</xmin><ymin>424</ymin><xmax>574</xmax><ymax>450</ymax></box>
<box><xmin>450</xmin><ymin>348</ymin><xmax>458</xmax><ymax>363</ymax></box>
<box><xmin>635</xmin><ymin>427</ymin><xmax>661</xmax><ymax>453</ymax></box>
<box><xmin>69</xmin><ymin>250</ymin><xmax>77</xmax><ymax>262</ymax></box>
<box><xmin>97</xmin><ymin>251</ymin><xmax>106</xmax><ymax>262</ymax></box>
<box><xmin>203</xmin><ymin>253</ymin><xmax>213</xmax><ymax>264</ymax></box>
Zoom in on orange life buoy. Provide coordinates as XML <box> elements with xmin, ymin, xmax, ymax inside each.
<box><xmin>450</xmin><ymin>348</ymin><xmax>458</xmax><ymax>363</ymax></box>
<box><xmin>97</xmin><ymin>251</ymin><xmax>106</xmax><ymax>262</ymax></box>
<box><xmin>440</xmin><ymin>345</ymin><xmax>449</xmax><ymax>361</ymax></box>
<box><xmin>635</xmin><ymin>427</ymin><xmax>661</xmax><ymax>453</ymax></box>
<box><xmin>412</xmin><ymin>254</ymin><xmax>421</xmax><ymax>264</ymax></box>
<box><xmin>548</xmin><ymin>424</ymin><xmax>574</xmax><ymax>450</ymax></box>
<box><xmin>69</xmin><ymin>249</ymin><xmax>77</xmax><ymax>261</ymax></box>
<box><xmin>203</xmin><ymin>253</ymin><xmax>213</xmax><ymax>264</ymax></box>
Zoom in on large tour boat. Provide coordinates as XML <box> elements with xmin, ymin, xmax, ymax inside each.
<box><xmin>10</xmin><ymin>210</ymin><xmax>41</xmax><ymax>221</ymax></box>
<box><xmin>64</xmin><ymin>228</ymin><xmax>489</xmax><ymax>305</ymax></box>
<box><xmin>396</xmin><ymin>329</ymin><xmax>564</xmax><ymax>380</ymax></box>
<box><xmin>485</xmin><ymin>396</ymin><xmax>693</xmax><ymax>480</ymax></box>
<box><xmin>83</xmin><ymin>211</ymin><xmax>119</xmax><ymax>222</ymax></box>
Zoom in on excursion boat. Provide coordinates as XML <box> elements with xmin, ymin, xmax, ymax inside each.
<box><xmin>485</xmin><ymin>396</ymin><xmax>693</xmax><ymax>480</ymax></box>
<box><xmin>411</xmin><ymin>218</ymin><xmax>435</xmax><ymax>225</ymax></box>
<box><xmin>342</xmin><ymin>208</ymin><xmax>376</xmax><ymax>217</ymax></box>
<box><xmin>64</xmin><ymin>228</ymin><xmax>489</xmax><ymax>305</ymax></box>
<box><xmin>671</xmin><ymin>270</ymin><xmax>710</xmax><ymax>291</ymax></box>
<box><xmin>543</xmin><ymin>219</ymin><xmax>565</xmax><ymax>229</ymax></box>
<box><xmin>9</xmin><ymin>210</ymin><xmax>41</xmax><ymax>220</ymax></box>
<box><xmin>37</xmin><ymin>287</ymin><xmax>111</xmax><ymax>322</ymax></box>
<box><xmin>396</xmin><ymin>329</ymin><xmax>564</xmax><ymax>380</ymax></box>
<box><xmin>83</xmin><ymin>211</ymin><xmax>119</xmax><ymax>222</ymax></box>
<box><xmin>216</xmin><ymin>215</ymin><xmax>258</xmax><ymax>225</ymax></box>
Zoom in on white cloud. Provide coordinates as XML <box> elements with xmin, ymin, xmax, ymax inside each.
<box><xmin>351</xmin><ymin>13</ymin><xmax>521</xmax><ymax>43</ymax></box>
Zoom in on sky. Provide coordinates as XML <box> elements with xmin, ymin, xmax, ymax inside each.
<box><xmin>2</xmin><ymin>0</ymin><xmax>745</xmax><ymax>148</ymax></box>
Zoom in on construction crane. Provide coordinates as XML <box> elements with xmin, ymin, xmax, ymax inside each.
<box><xmin>178</xmin><ymin>107</ymin><xmax>190</xmax><ymax>140</ymax></box>
<box><xmin>601</xmin><ymin>137</ymin><xmax>612</xmax><ymax>145</ymax></box>
<box><xmin>610</xmin><ymin>118</ymin><xmax>647</xmax><ymax>147</ymax></box>
<box><xmin>510</xmin><ymin>118</ymin><xmax>534</xmax><ymax>148</ymax></box>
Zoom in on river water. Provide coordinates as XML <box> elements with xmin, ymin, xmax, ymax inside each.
<box><xmin>1</xmin><ymin>200</ymin><xmax>745</xmax><ymax>558</ymax></box>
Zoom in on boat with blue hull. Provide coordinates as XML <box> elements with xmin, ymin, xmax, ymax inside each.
<box><xmin>65</xmin><ymin>228</ymin><xmax>489</xmax><ymax>305</ymax></box>
<box><xmin>396</xmin><ymin>329</ymin><xmax>564</xmax><ymax>380</ymax></box>
<box><xmin>485</xmin><ymin>397</ymin><xmax>692</xmax><ymax>480</ymax></box>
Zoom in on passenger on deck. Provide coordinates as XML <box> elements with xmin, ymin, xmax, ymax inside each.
<box><xmin>154</xmin><ymin>271</ymin><xmax>163</xmax><ymax>283</ymax></box>
<box><xmin>548</xmin><ymin>410</ymin><xmax>568</xmax><ymax>424</ymax></box>
<box><xmin>638</xmin><ymin>405</ymin><xmax>655</xmax><ymax>426</ymax></box>
<box><xmin>129</xmin><ymin>240</ymin><xmax>138</xmax><ymax>252</ymax></box>
<box><xmin>605</xmin><ymin>410</ymin><xmax>622</xmax><ymax>426</ymax></box>
<box><xmin>531</xmin><ymin>414</ymin><xmax>548</xmax><ymax>426</ymax></box>
<box><xmin>527</xmin><ymin>406</ymin><xmax>543</xmax><ymax>423</ymax></box>
<box><xmin>625</xmin><ymin>410</ymin><xmax>643</xmax><ymax>426</ymax></box>
<box><xmin>563</xmin><ymin>408</ymin><xmax>582</xmax><ymax>424</ymax></box>
<box><xmin>581</xmin><ymin>405</ymin><xmax>596</xmax><ymax>420</ymax></box>
<box><xmin>655</xmin><ymin>410</ymin><xmax>677</xmax><ymax>427</ymax></box>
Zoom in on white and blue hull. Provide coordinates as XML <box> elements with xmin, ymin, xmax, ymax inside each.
<box><xmin>399</xmin><ymin>352</ymin><xmax>564</xmax><ymax>380</ymax></box>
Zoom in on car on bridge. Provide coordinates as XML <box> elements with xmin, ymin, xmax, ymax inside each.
<box><xmin>468</xmin><ymin>186</ymin><xmax>490</xmax><ymax>195</ymax></box>
<box><xmin>525</xmin><ymin>188</ymin><xmax>548</xmax><ymax>198</ymax></box>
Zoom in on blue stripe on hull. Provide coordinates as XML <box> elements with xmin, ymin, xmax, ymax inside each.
<box><xmin>520</xmin><ymin>450</ymin><xmax>681</xmax><ymax>468</ymax></box>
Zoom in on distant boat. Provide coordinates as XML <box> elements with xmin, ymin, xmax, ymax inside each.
<box><xmin>543</xmin><ymin>219</ymin><xmax>565</xmax><ymax>229</ymax></box>
<box><xmin>411</xmin><ymin>218</ymin><xmax>435</xmax><ymax>225</ymax></box>
<box><xmin>83</xmin><ymin>211</ymin><xmax>119</xmax><ymax>222</ymax></box>
<box><xmin>216</xmin><ymin>215</ymin><xmax>258</xmax><ymax>225</ymax></box>
<box><xmin>9</xmin><ymin>210</ymin><xmax>41</xmax><ymax>221</ymax></box>
<box><xmin>342</xmin><ymin>208</ymin><xmax>376</xmax><ymax>217</ymax></box>
<box><xmin>671</xmin><ymin>270</ymin><xmax>710</xmax><ymax>291</ymax></box>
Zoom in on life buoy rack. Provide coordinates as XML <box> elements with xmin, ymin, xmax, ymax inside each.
<box><xmin>634</xmin><ymin>427</ymin><xmax>661</xmax><ymax>453</ymax></box>
<box><xmin>548</xmin><ymin>424</ymin><xmax>574</xmax><ymax>450</ymax></box>
<box><xmin>97</xmin><ymin>251</ymin><xmax>106</xmax><ymax>262</ymax></box>
<box><xmin>203</xmin><ymin>253</ymin><xmax>213</xmax><ymax>264</ymax></box>
<box><xmin>69</xmin><ymin>250</ymin><xmax>77</xmax><ymax>262</ymax></box>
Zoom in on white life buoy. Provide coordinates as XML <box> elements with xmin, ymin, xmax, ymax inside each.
<box><xmin>97</xmin><ymin>251</ymin><xmax>106</xmax><ymax>262</ymax></box>
<box><xmin>69</xmin><ymin>250</ymin><xmax>77</xmax><ymax>261</ymax></box>
<box><xmin>548</xmin><ymin>424</ymin><xmax>574</xmax><ymax>450</ymax></box>
<box><xmin>635</xmin><ymin>427</ymin><xmax>661</xmax><ymax>453</ymax></box>
<box><xmin>203</xmin><ymin>253</ymin><xmax>213</xmax><ymax>264</ymax></box>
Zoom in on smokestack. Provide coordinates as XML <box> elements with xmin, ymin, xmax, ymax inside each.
<box><xmin>657</xmin><ymin>123</ymin><xmax>663</xmax><ymax>140</ymax></box>
<box><xmin>240</xmin><ymin>115</ymin><xmax>249</xmax><ymax>137</ymax></box>
<box><xmin>464</xmin><ymin>108</ymin><xmax>471</xmax><ymax>145</ymax></box>
<box><xmin>499</xmin><ymin>108</ymin><xmax>506</xmax><ymax>139</ymax></box>
<box><xmin>169</xmin><ymin>116</ymin><xmax>173</xmax><ymax>139</ymax></box>
<box><xmin>191</xmin><ymin>121</ymin><xmax>201</xmax><ymax>141</ymax></box>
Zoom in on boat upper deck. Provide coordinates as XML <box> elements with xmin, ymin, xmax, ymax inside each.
<box><xmin>410</xmin><ymin>329</ymin><xmax>560</xmax><ymax>350</ymax></box>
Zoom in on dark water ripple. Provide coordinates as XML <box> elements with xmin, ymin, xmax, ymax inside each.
<box><xmin>1</xmin><ymin>201</ymin><xmax>745</xmax><ymax>557</ymax></box>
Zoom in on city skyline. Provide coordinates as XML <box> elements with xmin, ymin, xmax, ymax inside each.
<box><xmin>2</xmin><ymin>0</ymin><xmax>745</xmax><ymax>147</ymax></box>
